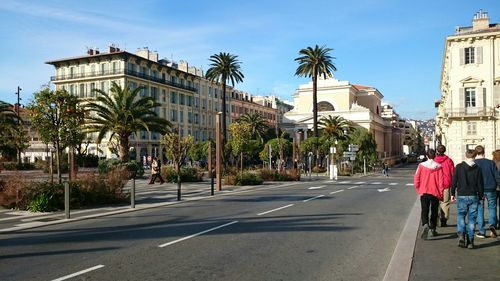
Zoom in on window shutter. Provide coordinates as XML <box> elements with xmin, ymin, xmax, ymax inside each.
<box><xmin>476</xmin><ymin>46</ymin><xmax>483</xmax><ymax>64</ymax></box>
<box><xmin>494</xmin><ymin>86</ymin><xmax>500</xmax><ymax>108</ymax></box>
<box><xmin>460</xmin><ymin>48</ymin><xmax>464</xmax><ymax>65</ymax></box>
<box><xmin>476</xmin><ymin>87</ymin><xmax>484</xmax><ymax>110</ymax></box>
<box><xmin>483</xmin><ymin>87</ymin><xmax>487</xmax><ymax>108</ymax></box>
<box><xmin>459</xmin><ymin>88</ymin><xmax>465</xmax><ymax>107</ymax></box>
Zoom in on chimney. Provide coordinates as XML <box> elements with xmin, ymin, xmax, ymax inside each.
<box><xmin>87</xmin><ymin>48</ymin><xmax>94</xmax><ymax>55</ymax></box>
<box><xmin>473</xmin><ymin>9</ymin><xmax>490</xmax><ymax>31</ymax></box>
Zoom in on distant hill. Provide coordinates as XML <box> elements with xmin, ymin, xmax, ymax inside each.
<box><xmin>410</xmin><ymin>119</ymin><xmax>435</xmax><ymax>138</ymax></box>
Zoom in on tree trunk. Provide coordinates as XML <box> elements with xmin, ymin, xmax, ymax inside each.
<box><xmin>221</xmin><ymin>83</ymin><xmax>227</xmax><ymax>142</ymax></box>
<box><xmin>240</xmin><ymin>151</ymin><xmax>243</xmax><ymax>180</ymax></box>
<box><xmin>312</xmin><ymin>75</ymin><xmax>318</xmax><ymax>138</ymax></box>
<box><xmin>119</xmin><ymin>135</ymin><xmax>130</xmax><ymax>162</ymax></box>
<box><xmin>56</xmin><ymin>141</ymin><xmax>62</xmax><ymax>184</ymax></box>
<box><xmin>176</xmin><ymin>165</ymin><xmax>181</xmax><ymax>201</ymax></box>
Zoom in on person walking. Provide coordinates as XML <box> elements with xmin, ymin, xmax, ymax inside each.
<box><xmin>149</xmin><ymin>157</ymin><xmax>165</xmax><ymax>184</ymax></box>
<box><xmin>383</xmin><ymin>161</ymin><xmax>389</xmax><ymax>177</ymax></box>
<box><xmin>493</xmin><ymin>149</ymin><xmax>500</xmax><ymax>229</ymax></box>
<box><xmin>414</xmin><ymin>149</ymin><xmax>445</xmax><ymax>240</ymax></box>
<box><xmin>435</xmin><ymin>145</ymin><xmax>455</xmax><ymax>227</ymax></box>
<box><xmin>451</xmin><ymin>149</ymin><xmax>484</xmax><ymax>249</ymax></box>
<box><xmin>474</xmin><ymin>145</ymin><xmax>498</xmax><ymax>238</ymax></box>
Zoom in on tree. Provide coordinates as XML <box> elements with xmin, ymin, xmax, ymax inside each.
<box><xmin>162</xmin><ymin>130</ymin><xmax>193</xmax><ymax>201</ymax></box>
<box><xmin>205</xmin><ymin>52</ymin><xmax>244</xmax><ymax>141</ymax></box>
<box><xmin>84</xmin><ymin>82</ymin><xmax>171</xmax><ymax>162</ymax></box>
<box><xmin>229</xmin><ymin>122</ymin><xmax>253</xmax><ymax>177</ymax></box>
<box><xmin>295</xmin><ymin>45</ymin><xmax>337</xmax><ymax>137</ymax></box>
<box><xmin>236</xmin><ymin>112</ymin><xmax>269</xmax><ymax>143</ymax></box>
<box><xmin>348</xmin><ymin>128</ymin><xmax>378</xmax><ymax>171</ymax></box>
<box><xmin>319</xmin><ymin>115</ymin><xmax>354</xmax><ymax>142</ymax></box>
<box><xmin>260</xmin><ymin>136</ymin><xmax>292</xmax><ymax>168</ymax></box>
<box><xmin>28</xmin><ymin>88</ymin><xmax>84</xmax><ymax>183</ymax></box>
<box><xmin>0</xmin><ymin>101</ymin><xmax>27</xmax><ymax>162</ymax></box>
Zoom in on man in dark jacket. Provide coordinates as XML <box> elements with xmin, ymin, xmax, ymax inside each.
<box><xmin>435</xmin><ymin>145</ymin><xmax>455</xmax><ymax>227</ymax></box>
<box><xmin>474</xmin><ymin>145</ymin><xmax>498</xmax><ymax>238</ymax></box>
<box><xmin>451</xmin><ymin>149</ymin><xmax>484</xmax><ymax>249</ymax></box>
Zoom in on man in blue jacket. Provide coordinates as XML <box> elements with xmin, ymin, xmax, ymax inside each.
<box><xmin>474</xmin><ymin>145</ymin><xmax>498</xmax><ymax>238</ymax></box>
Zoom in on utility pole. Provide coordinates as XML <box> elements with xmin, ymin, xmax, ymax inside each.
<box><xmin>15</xmin><ymin>86</ymin><xmax>22</xmax><ymax>164</ymax></box>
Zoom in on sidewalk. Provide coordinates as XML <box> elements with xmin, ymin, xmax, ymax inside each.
<box><xmin>409</xmin><ymin>202</ymin><xmax>500</xmax><ymax>281</ymax></box>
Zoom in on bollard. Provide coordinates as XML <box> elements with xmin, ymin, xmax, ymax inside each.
<box><xmin>211</xmin><ymin>171</ymin><xmax>214</xmax><ymax>196</ymax></box>
<box><xmin>131</xmin><ymin>177</ymin><xmax>136</xmax><ymax>208</ymax></box>
<box><xmin>64</xmin><ymin>181</ymin><xmax>70</xmax><ymax>219</ymax></box>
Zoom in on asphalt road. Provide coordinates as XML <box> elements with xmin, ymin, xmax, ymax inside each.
<box><xmin>0</xmin><ymin>167</ymin><xmax>418</xmax><ymax>281</ymax></box>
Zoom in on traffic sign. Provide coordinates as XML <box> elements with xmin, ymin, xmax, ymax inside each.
<box><xmin>348</xmin><ymin>144</ymin><xmax>359</xmax><ymax>152</ymax></box>
<box><xmin>343</xmin><ymin>152</ymin><xmax>356</xmax><ymax>157</ymax></box>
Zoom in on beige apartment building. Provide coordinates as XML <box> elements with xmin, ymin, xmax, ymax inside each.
<box><xmin>44</xmin><ymin>46</ymin><xmax>281</xmax><ymax>161</ymax></box>
<box><xmin>436</xmin><ymin>10</ymin><xmax>500</xmax><ymax>162</ymax></box>
<box><xmin>283</xmin><ymin>76</ymin><xmax>403</xmax><ymax>162</ymax></box>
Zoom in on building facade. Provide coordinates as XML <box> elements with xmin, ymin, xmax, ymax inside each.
<box><xmin>283</xmin><ymin>76</ymin><xmax>403</xmax><ymax>163</ymax></box>
<box><xmin>436</xmin><ymin>10</ymin><xmax>500</xmax><ymax>162</ymax></box>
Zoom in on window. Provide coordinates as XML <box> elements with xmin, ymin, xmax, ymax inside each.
<box><xmin>194</xmin><ymin>113</ymin><xmax>199</xmax><ymax>124</ymax></box>
<box><xmin>171</xmin><ymin>92</ymin><xmax>177</xmax><ymax>104</ymax></box>
<box><xmin>171</xmin><ymin>109</ymin><xmax>177</xmax><ymax>122</ymax></box>
<box><xmin>188</xmin><ymin>112</ymin><xmax>193</xmax><ymax>124</ymax></box>
<box><xmin>179</xmin><ymin>110</ymin><xmax>184</xmax><ymax>123</ymax></box>
<box><xmin>112</xmin><ymin>62</ymin><xmax>119</xmax><ymax>73</ymax></box>
<box><xmin>80</xmin><ymin>66</ymin><xmax>85</xmax><ymax>76</ymax></box>
<box><xmin>179</xmin><ymin>94</ymin><xmax>185</xmax><ymax>105</ymax></box>
<box><xmin>162</xmin><ymin>89</ymin><xmax>166</xmax><ymax>102</ymax></box>
<box><xmin>91</xmin><ymin>65</ymin><xmax>96</xmax><ymax>75</ymax></box>
<box><xmin>465</xmin><ymin>47</ymin><xmax>475</xmax><ymax>64</ymax></box>
<box><xmin>467</xmin><ymin>122</ymin><xmax>477</xmax><ymax>135</ymax></box>
<box><xmin>90</xmin><ymin>83</ymin><xmax>96</xmax><ymax>97</ymax></box>
<box><xmin>465</xmin><ymin>88</ymin><xmax>476</xmax><ymax>107</ymax></box>
<box><xmin>208</xmin><ymin>87</ymin><xmax>212</xmax><ymax>98</ymax></box>
<box><xmin>70</xmin><ymin>67</ymin><xmax>75</xmax><ymax>79</ymax></box>
<box><xmin>69</xmin><ymin>84</ymin><xmax>75</xmax><ymax>95</ymax></box>
<box><xmin>151</xmin><ymin>87</ymin><xmax>158</xmax><ymax>100</ymax></box>
<box><xmin>79</xmin><ymin>84</ymin><xmax>85</xmax><ymax>98</ymax></box>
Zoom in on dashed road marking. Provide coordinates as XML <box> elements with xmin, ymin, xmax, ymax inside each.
<box><xmin>406</xmin><ymin>183</ymin><xmax>414</xmax><ymax>186</ymax></box>
<box><xmin>330</xmin><ymin>189</ymin><xmax>344</xmax><ymax>194</ymax></box>
<box><xmin>51</xmin><ymin>265</ymin><xmax>105</xmax><ymax>281</ymax></box>
<box><xmin>158</xmin><ymin>221</ymin><xmax>238</xmax><ymax>248</ymax></box>
<box><xmin>257</xmin><ymin>204</ymin><xmax>294</xmax><ymax>216</ymax></box>
<box><xmin>389</xmin><ymin>183</ymin><xmax>398</xmax><ymax>186</ymax></box>
<box><xmin>303</xmin><ymin>195</ymin><xmax>325</xmax><ymax>202</ymax></box>
<box><xmin>308</xmin><ymin>185</ymin><xmax>326</xmax><ymax>190</ymax></box>
<box><xmin>347</xmin><ymin>185</ymin><xmax>359</xmax><ymax>190</ymax></box>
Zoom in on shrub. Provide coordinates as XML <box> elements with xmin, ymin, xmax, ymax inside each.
<box><xmin>23</xmin><ymin>182</ymin><xmax>64</xmax><ymax>212</ymax></box>
<box><xmin>160</xmin><ymin>166</ymin><xmax>203</xmax><ymax>183</ymax></box>
<box><xmin>312</xmin><ymin>166</ymin><xmax>327</xmax><ymax>173</ymax></box>
<box><xmin>236</xmin><ymin>172</ymin><xmax>263</xmax><ymax>186</ymax></box>
<box><xmin>2</xmin><ymin>162</ymin><xmax>17</xmax><ymax>170</ymax></box>
<box><xmin>98</xmin><ymin>159</ymin><xmax>144</xmax><ymax>178</ymax></box>
<box><xmin>258</xmin><ymin>169</ymin><xmax>301</xmax><ymax>181</ymax></box>
<box><xmin>0</xmin><ymin>173</ymin><xmax>27</xmax><ymax>208</ymax></box>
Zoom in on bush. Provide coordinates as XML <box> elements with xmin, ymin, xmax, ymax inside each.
<box><xmin>23</xmin><ymin>182</ymin><xmax>64</xmax><ymax>212</ymax></box>
<box><xmin>160</xmin><ymin>166</ymin><xmax>203</xmax><ymax>183</ymax></box>
<box><xmin>312</xmin><ymin>166</ymin><xmax>327</xmax><ymax>173</ymax></box>
<box><xmin>258</xmin><ymin>169</ymin><xmax>300</xmax><ymax>181</ymax></box>
<box><xmin>2</xmin><ymin>162</ymin><xmax>17</xmax><ymax>170</ymax></box>
<box><xmin>76</xmin><ymin>154</ymin><xmax>99</xmax><ymax>167</ymax></box>
<box><xmin>0</xmin><ymin>173</ymin><xmax>27</xmax><ymax>208</ymax></box>
<box><xmin>98</xmin><ymin>159</ymin><xmax>144</xmax><ymax>178</ymax></box>
<box><xmin>236</xmin><ymin>172</ymin><xmax>263</xmax><ymax>186</ymax></box>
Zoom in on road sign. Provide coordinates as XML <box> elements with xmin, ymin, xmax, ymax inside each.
<box><xmin>343</xmin><ymin>152</ymin><xmax>356</xmax><ymax>157</ymax></box>
<box><xmin>348</xmin><ymin>144</ymin><xmax>359</xmax><ymax>152</ymax></box>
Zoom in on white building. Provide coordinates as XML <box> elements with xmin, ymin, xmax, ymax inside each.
<box><xmin>436</xmin><ymin>10</ymin><xmax>500</xmax><ymax>162</ymax></box>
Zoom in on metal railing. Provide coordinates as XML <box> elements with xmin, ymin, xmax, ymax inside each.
<box><xmin>50</xmin><ymin>69</ymin><xmax>197</xmax><ymax>92</ymax></box>
<box><xmin>444</xmin><ymin>107</ymin><xmax>496</xmax><ymax>118</ymax></box>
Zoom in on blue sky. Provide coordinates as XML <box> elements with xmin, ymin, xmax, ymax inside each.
<box><xmin>1</xmin><ymin>0</ymin><xmax>499</xmax><ymax>120</ymax></box>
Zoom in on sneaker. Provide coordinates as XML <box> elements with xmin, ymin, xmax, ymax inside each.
<box><xmin>476</xmin><ymin>232</ymin><xmax>486</xmax><ymax>239</ymax></box>
<box><xmin>429</xmin><ymin>229</ymin><xmax>438</xmax><ymax>237</ymax></box>
<box><xmin>421</xmin><ymin>224</ymin><xmax>429</xmax><ymax>240</ymax></box>
<box><xmin>489</xmin><ymin>226</ymin><xmax>497</xmax><ymax>238</ymax></box>
<box><xmin>458</xmin><ymin>232</ymin><xmax>466</xmax><ymax>248</ymax></box>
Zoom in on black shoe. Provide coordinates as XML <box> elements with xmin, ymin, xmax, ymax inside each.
<box><xmin>429</xmin><ymin>229</ymin><xmax>438</xmax><ymax>237</ymax></box>
<box><xmin>440</xmin><ymin>220</ymin><xmax>447</xmax><ymax>227</ymax></box>
<box><xmin>489</xmin><ymin>226</ymin><xmax>497</xmax><ymax>238</ymax></box>
<box><xmin>458</xmin><ymin>232</ymin><xmax>466</xmax><ymax>248</ymax></box>
<box><xmin>421</xmin><ymin>224</ymin><xmax>429</xmax><ymax>240</ymax></box>
<box><xmin>467</xmin><ymin>238</ymin><xmax>475</xmax><ymax>249</ymax></box>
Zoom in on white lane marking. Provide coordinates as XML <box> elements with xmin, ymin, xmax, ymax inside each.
<box><xmin>257</xmin><ymin>204</ymin><xmax>294</xmax><ymax>216</ymax></box>
<box><xmin>406</xmin><ymin>183</ymin><xmax>414</xmax><ymax>186</ymax></box>
<box><xmin>51</xmin><ymin>265</ymin><xmax>105</xmax><ymax>281</ymax></box>
<box><xmin>371</xmin><ymin>182</ymin><xmax>382</xmax><ymax>185</ymax></box>
<box><xmin>330</xmin><ymin>189</ymin><xmax>345</xmax><ymax>194</ymax></box>
<box><xmin>308</xmin><ymin>185</ymin><xmax>326</xmax><ymax>190</ymax></box>
<box><xmin>158</xmin><ymin>221</ymin><xmax>238</xmax><ymax>248</ymax></box>
<box><xmin>338</xmin><ymin>181</ymin><xmax>351</xmax><ymax>184</ymax></box>
<box><xmin>378</xmin><ymin>188</ymin><xmax>391</xmax><ymax>192</ymax></box>
<box><xmin>323</xmin><ymin>180</ymin><xmax>335</xmax><ymax>183</ymax></box>
<box><xmin>347</xmin><ymin>185</ymin><xmax>359</xmax><ymax>190</ymax></box>
<box><xmin>303</xmin><ymin>195</ymin><xmax>325</xmax><ymax>202</ymax></box>
<box><xmin>389</xmin><ymin>183</ymin><xmax>398</xmax><ymax>186</ymax></box>
<box><xmin>354</xmin><ymin>182</ymin><xmax>365</xmax><ymax>185</ymax></box>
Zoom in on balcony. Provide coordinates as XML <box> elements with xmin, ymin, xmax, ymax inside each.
<box><xmin>444</xmin><ymin>107</ymin><xmax>496</xmax><ymax>118</ymax></box>
<box><xmin>50</xmin><ymin>69</ymin><xmax>197</xmax><ymax>92</ymax></box>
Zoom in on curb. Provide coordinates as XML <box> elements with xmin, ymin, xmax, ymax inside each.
<box><xmin>383</xmin><ymin>197</ymin><xmax>420</xmax><ymax>281</ymax></box>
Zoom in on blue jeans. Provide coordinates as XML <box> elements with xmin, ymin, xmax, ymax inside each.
<box><xmin>456</xmin><ymin>196</ymin><xmax>479</xmax><ymax>238</ymax></box>
<box><xmin>477</xmin><ymin>191</ymin><xmax>498</xmax><ymax>234</ymax></box>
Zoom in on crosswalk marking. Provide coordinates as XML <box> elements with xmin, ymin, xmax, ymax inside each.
<box><xmin>371</xmin><ymin>182</ymin><xmax>382</xmax><ymax>185</ymax></box>
<box><xmin>354</xmin><ymin>182</ymin><xmax>365</xmax><ymax>185</ymax></box>
<box><xmin>406</xmin><ymin>183</ymin><xmax>414</xmax><ymax>186</ymax></box>
<box><xmin>389</xmin><ymin>183</ymin><xmax>398</xmax><ymax>186</ymax></box>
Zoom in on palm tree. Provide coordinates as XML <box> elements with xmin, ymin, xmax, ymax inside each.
<box><xmin>319</xmin><ymin>115</ymin><xmax>354</xmax><ymax>142</ymax></box>
<box><xmin>295</xmin><ymin>45</ymin><xmax>337</xmax><ymax>137</ymax></box>
<box><xmin>84</xmin><ymin>82</ymin><xmax>171</xmax><ymax>162</ymax></box>
<box><xmin>205</xmin><ymin>52</ymin><xmax>244</xmax><ymax>141</ymax></box>
<box><xmin>235</xmin><ymin>112</ymin><xmax>269</xmax><ymax>143</ymax></box>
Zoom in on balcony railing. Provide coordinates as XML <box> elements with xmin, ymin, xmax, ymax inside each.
<box><xmin>444</xmin><ymin>107</ymin><xmax>496</xmax><ymax>118</ymax></box>
<box><xmin>50</xmin><ymin>69</ymin><xmax>197</xmax><ymax>92</ymax></box>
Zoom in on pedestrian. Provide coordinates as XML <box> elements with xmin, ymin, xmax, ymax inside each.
<box><xmin>434</xmin><ymin>145</ymin><xmax>455</xmax><ymax>227</ymax></box>
<box><xmin>474</xmin><ymin>145</ymin><xmax>498</xmax><ymax>238</ymax></box>
<box><xmin>493</xmin><ymin>149</ymin><xmax>500</xmax><ymax>229</ymax></box>
<box><xmin>451</xmin><ymin>149</ymin><xmax>484</xmax><ymax>249</ymax></box>
<box><xmin>414</xmin><ymin>149</ymin><xmax>445</xmax><ymax>240</ymax></box>
<box><xmin>383</xmin><ymin>161</ymin><xmax>389</xmax><ymax>177</ymax></box>
<box><xmin>149</xmin><ymin>157</ymin><xmax>165</xmax><ymax>184</ymax></box>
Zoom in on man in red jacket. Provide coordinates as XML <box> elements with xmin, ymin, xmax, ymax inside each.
<box><xmin>435</xmin><ymin>145</ymin><xmax>455</xmax><ymax>227</ymax></box>
<box><xmin>414</xmin><ymin>149</ymin><xmax>445</xmax><ymax>240</ymax></box>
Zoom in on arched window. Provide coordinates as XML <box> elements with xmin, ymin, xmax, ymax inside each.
<box><xmin>317</xmin><ymin>101</ymin><xmax>335</xmax><ymax>112</ymax></box>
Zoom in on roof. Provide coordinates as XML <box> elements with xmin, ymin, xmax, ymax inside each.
<box><xmin>352</xmin><ymin>84</ymin><xmax>372</xmax><ymax>90</ymax></box>
<box><xmin>45</xmin><ymin>50</ymin><xmax>128</xmax><ymax>65</ymax></box>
